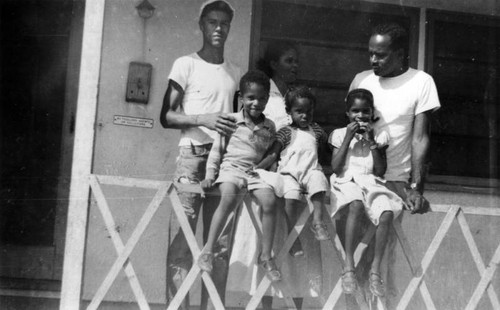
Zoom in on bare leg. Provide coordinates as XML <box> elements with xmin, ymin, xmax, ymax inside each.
<box><xmin>310</xmin><ymin>191</ymin><xmax>325</xmax><ymax>225</ymax></box>
<box><xmin>204</xmin><ymin>183</ymin><xmax>243</xmax><ymax>254</ymax></box>
<box><xmin>284</xmin><ymin>198</ymin><xmax>302</xmax><ymax>230</ymax></box>
<box><xmin>372</xmin><ymin>211</ymin><xmax>393</xmax><ymax>274</ymax></box>
<box><xmin>344</xmin><ymin>200</ymin><xmax>364</xmax><ymax>271</ymax></box>
<box><xmin>369</xmin><ymin>211</ymin><xmax>393</xmax><ymax>297</ymax></box>
<box><xmin>166</xmin><ymin>192</ymin><xmax>202</xmax><ymax>310</ymax></box>
<box><xmin>201</xmin><ymin>194</ymin><xmax>231</xmax><ymax>310</ymax></box>
<box><xmin>252</xmin><ymin>188</ymin><xmax>277</xmax><ymax>261</ymax></box>
<box><xmin>284</xmin><ymin>198</ymin><xmax>304</xmax><ymax>256</ymax></box>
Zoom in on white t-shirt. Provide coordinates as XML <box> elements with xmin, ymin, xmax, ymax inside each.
<box><xmin>263</xmin><ymin>79</ymin><xmax>291</xmax><ymax>130</ymax></box>
<box><xmin>169</xmin><ymin>53</ymin><xmax>241</xmax><ymax>146</ymax></box>
<box><xmin>349</xmin><ymin>68</ymin><xmax>440</xmax><ymax>182</ymax></box>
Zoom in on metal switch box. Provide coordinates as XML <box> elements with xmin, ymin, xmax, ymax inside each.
<box><xmin>125</xmin><ymin>62</ymin><xmax>152</xmax><ymax>104</ymax></box>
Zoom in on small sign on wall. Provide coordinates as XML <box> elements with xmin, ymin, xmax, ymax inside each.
<box><xmin>113</xmin><ymin>115</ymin><xmax>153</xmax><ymax>128</ymax></box>
<box><xmin>125</xmin><ymin>62</ymin><xmax>152</xmax><ymax>104</ymax></box>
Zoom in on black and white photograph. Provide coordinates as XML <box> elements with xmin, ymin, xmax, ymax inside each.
<box><xmin>1</xmin><ymin>1</ymin><xmax>499</xmax><ymax>309</ymax></box>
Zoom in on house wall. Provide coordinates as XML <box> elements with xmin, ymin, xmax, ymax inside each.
<box><xmin>82</xmin><ymin>0</ymin><xmax>499</xmax><ymax>306</ymax></box>
<box><xmin>82</xmin><ymin>0</ymin><xmax>252</xmax><ymax>304</ymax></box>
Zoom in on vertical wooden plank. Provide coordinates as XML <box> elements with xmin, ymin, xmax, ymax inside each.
<box><xmin>417</xmin><ymin>8</ymin><xmax>426</xmax><ymax>70</ymax></box>
<box><xmin>59</xmin><ymin>0</ymin><xmax>106</xmax><ymax>308</ymax></box>
<box><xmin>248</xmin><ymin>0</ymin><xmax>263</xmax><ymax>70</ymax></box>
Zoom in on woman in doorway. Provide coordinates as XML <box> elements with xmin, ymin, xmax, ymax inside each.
<box><xmin>227</xmin><ymin>41</ymin><xmax>324</xmax><ymax>309</ymax></box>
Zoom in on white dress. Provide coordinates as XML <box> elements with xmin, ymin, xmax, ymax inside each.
<box><xmin>328</xmin><ymin>128</ymin><xmax>404</xmax><ymax>225</ymax></box>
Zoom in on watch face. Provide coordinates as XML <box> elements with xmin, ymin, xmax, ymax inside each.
<box><xmin>410</xmin><ymin>183</ymin><xmax>418</xmax><ymax>190</ymax></box>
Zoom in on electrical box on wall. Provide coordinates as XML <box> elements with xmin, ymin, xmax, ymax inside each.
<box><xmin>125</xmin><ymin>62</ymin><xmax>152</xmax><ymax>104</ymax></box>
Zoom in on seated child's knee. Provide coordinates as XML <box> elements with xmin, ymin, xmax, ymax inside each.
<box><xmin>349</xmin><ymin>200</ymin><xmax>364</xmax><ymax>215</ymax></box>
<box><xmin>261</xmin><ymin>202</ymin><xmax>276</xmax><ymax>214</ymax></box>
<box><xmin>379</xmin><ymin>211</ymin><xmax>394</xmax><ymax>224</ymax></box>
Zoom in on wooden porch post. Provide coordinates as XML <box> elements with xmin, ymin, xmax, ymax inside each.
<box><xmin>59</xmin><ymin>0</ymin><xmax>106</xmax><ymax>309</ymax></box>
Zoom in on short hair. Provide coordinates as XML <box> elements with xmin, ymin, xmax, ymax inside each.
<box><xmin>284</xmin><ymin>85</ymin><xmax>316</xmax><ymax>111</ymax></box>
<box><xmin>345</xmin><ymin>88</ymin><xmax>374</xmax><ymax>110</ymax></box>
<box><xmin>199</xmin><ymin>1</ymin><xmax>234</xmax><ymax>22</ymax></box>
<box><xmin>239</xmin><ymin>70</ymin><xmax>270</xmax><ymax>95</ymax></box>
<box><xmin>256</xmin><ymin>41</ymin><xmax>297</xmax><ymax>78</ymax></box>
<box><xmin>372</xmin><ymin>23</ymin><xmax>409</xmax><ymax>57</ymax></box>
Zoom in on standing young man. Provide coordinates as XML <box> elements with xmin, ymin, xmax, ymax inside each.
<box><xmin>349</xmin><ymin>23</ymin><xmax>440</xmax><ymax>306</ymax></box>
<box><xmin>159</xmin><ymin>1</ymin><xmax>241</xmax><ymax>309</ymax></box>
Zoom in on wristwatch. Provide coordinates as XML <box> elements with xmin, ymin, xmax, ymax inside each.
<box><xmin>410</xmin><ymin>182</ymin><xmax>418</xmax><ymax>190</ymax></box>
<box><xmin>369</xmin><ymin>143</ymin><xmax>378</xmax><ymax>150</ymax></box>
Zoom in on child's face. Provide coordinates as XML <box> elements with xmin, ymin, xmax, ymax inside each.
<box><xmin>346</xmin><ymin>98</ymin><xmax>373</xmax><ymax>129</ymax></box>
<box><xmin>239</xmin><ymin>83</ymin><xmax>269</xmax><ymax>120</ymax></box>
<box><xmin>289</xmin><ymin>97</ymin><xmax>314</xmax><ymax>128</ymax></box>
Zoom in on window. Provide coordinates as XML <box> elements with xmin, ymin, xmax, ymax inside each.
<box><xmin>251</xmin><ymin>0</ymin><xmax>419</xmax><ymax>165</ymax></box>
<box><xmin>426</xmin><ymin>11</ymin><xmax>500</xmax><ymax>180</ymax></box>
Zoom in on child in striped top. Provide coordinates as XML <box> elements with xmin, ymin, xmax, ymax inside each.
<box><xmin>255</xmin><ymin>85</ymin><xmax>330</xmax><ymax>252</ymax></box>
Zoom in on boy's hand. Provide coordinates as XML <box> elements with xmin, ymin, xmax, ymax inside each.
<box><xmin>201</xmin><ymin>178</ymin><xmax>215</xmax><ymax>191</ymax></box>
<box><xmin>345</xmin><ymin>121</ymin><xmax>360</xmax><ymax>140</ymax></box>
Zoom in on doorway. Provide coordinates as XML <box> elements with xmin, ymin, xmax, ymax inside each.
<box><xmin>0</xmin><ymin>0</ymin><xmax>83</xmax><ymax>284</ymax></box>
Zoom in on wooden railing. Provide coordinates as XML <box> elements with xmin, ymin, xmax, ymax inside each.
<box><xmin>83</xmin><ymin>175</ymin><xmax>500</xmax><ymax>310</ymax></box>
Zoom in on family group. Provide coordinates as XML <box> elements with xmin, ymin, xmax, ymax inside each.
<box><xmin>159</xmin><ymin>1</ymin><xmax>440</xmax><ymax>309</ymax></box>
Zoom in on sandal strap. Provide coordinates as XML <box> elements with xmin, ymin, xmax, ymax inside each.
<box><xmin>260</xmin><ymin>257</ymin><xmax>278</xmax><ymax>271</ymax></box>
<box><xmin>370</xmin><ymin>272</ymin><xmax>384</xmax><ymax>283</ymax></box>
<box><xmin>313</xmin><ymin>222</ymin><xmax>327</xmax><ymax>229</ymax></box>
<box><xmin>342</xmin><ymin>269</ymin><xmax>356</xmax><ymax>276</ymax></box>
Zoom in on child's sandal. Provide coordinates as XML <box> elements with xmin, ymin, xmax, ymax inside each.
<box><xmin>369</xmin><ymin>272</ymin><xmax>385</xmax><ymax>297</ymax></box>
<box><xmin>259</xmin><ymin>256</ymin><xmax>282</xmax><ymax>282</ymax></box>
<box><xmin>311</xmin><ymin>222</ymin><xmax>330</xmax><ymax>241</ymax></box>
<box><xmin>197</xmin><ymin>252</ymin><xmax>214</xmax><ymax>273</ymax></box>
<box><xmin>341</xmin><ymin>269</ymin><xmax>358</xmax><ymax>294</ymax></box>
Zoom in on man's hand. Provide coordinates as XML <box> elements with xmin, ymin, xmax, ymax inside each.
<box><xmin>201</xmin><ymin>178</ymin><xmax>215</xmax><ymax>192</ymax></box>
<box><xmin>199</xmin><ymin>113</ymin><xmax>237</xmax><ymax>136</ymax></box>
<box><xmin>405</xmin><ymin>189</ymin><xmax>430</xmax><ymax>214</ymax></box>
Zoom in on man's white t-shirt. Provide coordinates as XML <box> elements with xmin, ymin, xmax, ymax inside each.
<box><xmin>169</xmin><ymin>53</ymin><xmax>241</xmax><ymax>146</ymax></box>
<box><xmin>349</xmin><ymin>68</ymin><xmax>441</xmax><ymax>182</ymax></box>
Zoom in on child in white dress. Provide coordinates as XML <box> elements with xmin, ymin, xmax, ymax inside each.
<box><xmin>256</xmin><ymin>85</ymin><xmax>330</xmax><ymax>242</ymax></box>
<box><xmin>329</xmin><ymin>88</ymin><xmax>404</xmax><ymax>297</ymax></box>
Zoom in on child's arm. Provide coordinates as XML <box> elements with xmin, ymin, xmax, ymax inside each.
<box><xmin>202</xmin><ymin>134</ymin><xmax>227</xmax><ymax>191</ymax></box>
<box><xmin>331</xmin><ymin>122</ymin><xmax>358</xmax><ymax>174</ymax></box>
<box><xmin>364</xmin><ymin>124</ymin><xmax>387</xmax><ymax>177</ymax></box>
<box><xmin>254</xmin><ymin>126</ymin><xmax>290</xmax><ymax>170</ymax></box>
<box><xmin>255</xmin><ymin>141</ymin><xmax>283</xmax><ymax>170</ymax></box>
